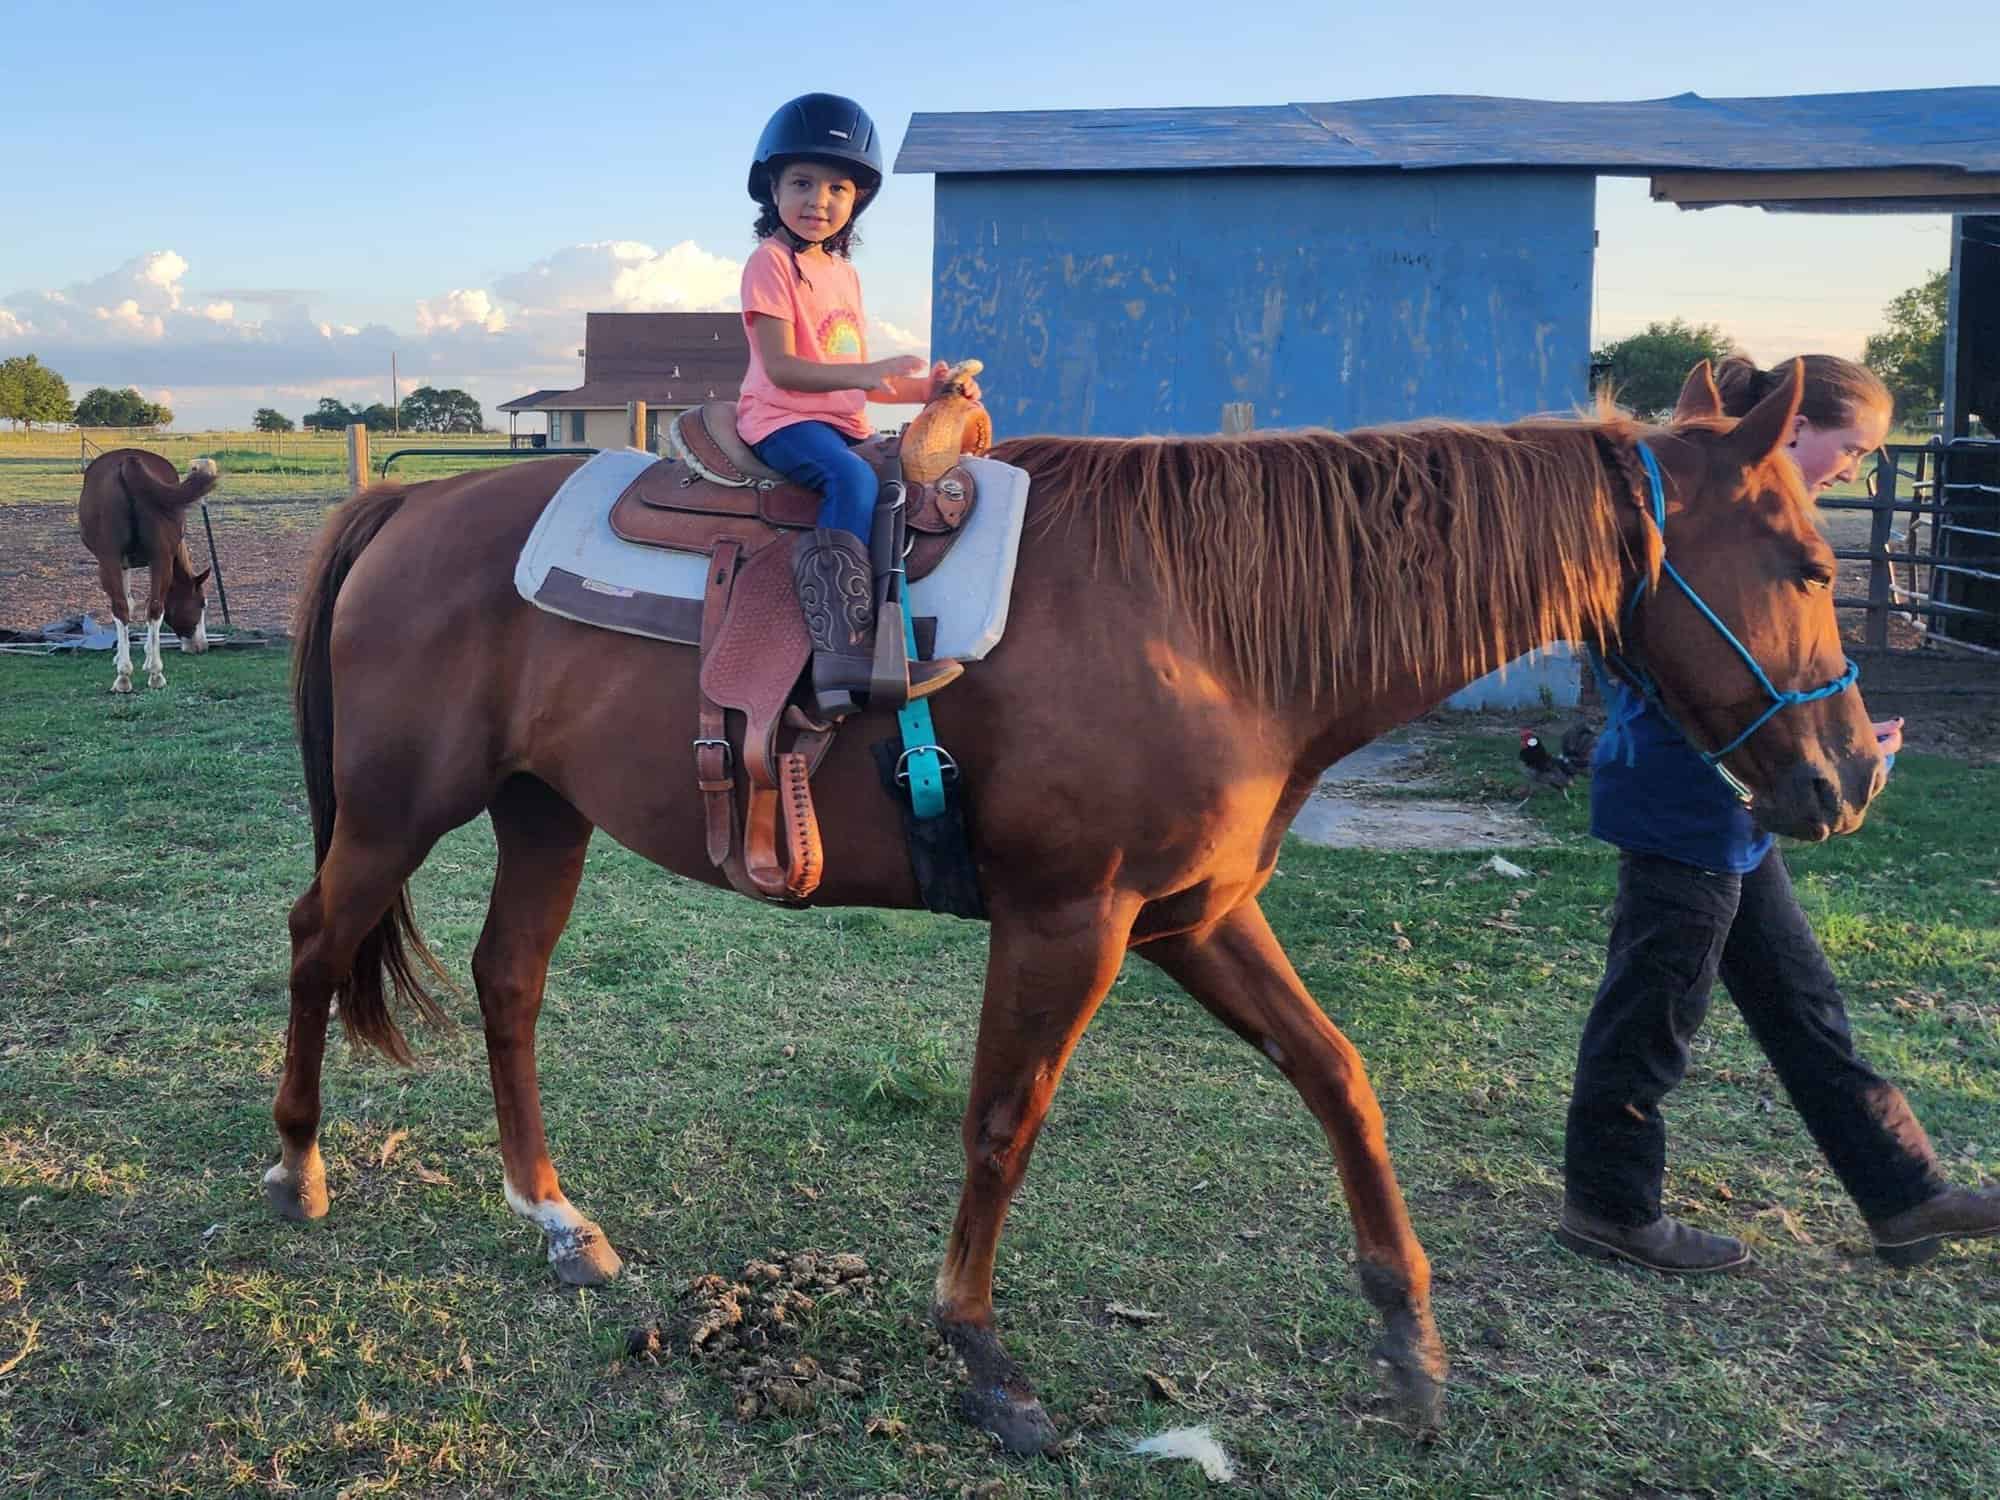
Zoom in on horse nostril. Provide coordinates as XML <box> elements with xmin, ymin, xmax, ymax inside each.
<box><xmin>1812</xmin><ymin>772</ymin><xmax>1840</xmax><ymax>823</ymax></box>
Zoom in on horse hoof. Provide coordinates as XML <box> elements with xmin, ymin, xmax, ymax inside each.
<box><xmin>550</xmin><ymin>1224</ymin><xmax>622</xmax><ymax>1286</ymax></box>
<box><xmin>960</xmin><ymin>1387</ymin><xmax>1059</xmax><ymax>1456</ymax></box>
<box><xmin>147</xmin><ymin>671</ymin><xmax>167</xmax><ymax>689</ymax></box>
<box><xmin>1371</xmin><ymin>1334</ymin><xmax>1447</xmax><ymax>1432</ymax></box>
<box><xmin>935</xmin><ymin>1314</ymin><xmax>1060</xmax><ymax>1455</ymax></box>
<box><xmin>112</xmin><ymin>676</ymin><xmax>133</xmax><ymax>694</ymax></box>
<box><xmin>262</xmin><ymin>1163</ymin><xmax>330</xmax><ymax>1221</ymax></box>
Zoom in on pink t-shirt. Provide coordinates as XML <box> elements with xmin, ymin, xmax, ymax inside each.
<box><xmin>736</xmin><ymin>240</ymin><xmax>872</xmax><ymax>444</ymax></box>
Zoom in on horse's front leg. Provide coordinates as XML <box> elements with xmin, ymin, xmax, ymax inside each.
<box><xmin>97</xmin><ymin>562</ymin><xmax>133</xmax><ymax>692</ymax></box>
<box><xmin>142</xmin><ymin>560</ymin><xmax>170</xmax><ymax>688</ymax></box>
<box><xmin>934</xmin><ymin>892</ymin><xmax>1136</xmax><ymax>1455</ymax></box>
<box><xmin>1141</xmin><ymin>897</ymin><xmax>1448</xmax><ymax>1431</ymax></box>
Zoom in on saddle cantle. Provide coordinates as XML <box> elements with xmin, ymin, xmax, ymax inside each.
<box><xmin>617</xmin><ymin>390</ymin><xmax>991</xmax><ymax>906</ymax></box>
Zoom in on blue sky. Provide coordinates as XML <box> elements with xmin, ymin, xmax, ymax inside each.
<box><xmin>2</xmin><ymin>0</ymin><xmax>1992</xmax><ymax>429</ymax></box>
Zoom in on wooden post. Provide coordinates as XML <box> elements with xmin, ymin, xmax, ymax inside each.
<box><xmin>346</xmin><ymin>423</ymin><xmax>370</xmax><ymax>492</ymax></box>
<box><xmin>1221</xmin><ymin>402</ymin><xmax>1254</xmax><ymax>434</ymax></box>
<box><xmin>627</xmin><ymin>399</ymin><xmax>648</xmax><ymax>452</ymax></box>
<box><xmin>1866</xmin><ymin>453</ymin><xmax>1897</xmax><ymax>649</ymax></box>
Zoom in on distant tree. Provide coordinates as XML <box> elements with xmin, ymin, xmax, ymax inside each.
<box><xmin>1863</xmin><ymin>268</ymin><xmax>1949</xmax><ymax>422</ymax></box>
<box><xmin>1593</xmin><ymin>319</ymin><xmax>1741</xmax><ymax>419</ymax></box>
<box><xmin>0</xmin><ymin>354</ymin><xmax>74</xmax><ymax>429</ymax></box>
<box><xmin>253</xmin><ymin>407</ymin><xmax>296</xmax><ymax>433</ymax></box>
<box><xmin>399</xmin><ymin>384</ymin><xmax>485</xmax><ymax>433</ymax></box>
<box><xmin>301</xmin><ymin>396</ymin><xmax>355</xmax><ymax>431</ymax></box>
<box><xmin>355</xmin><ymin>402</ymin><xmax>399</xmax><ymax>433</ymax></box>
<box><xmin>74</xmin><ymin>386</ymin><xmax>172</xmax><ymax>428</ymax></box>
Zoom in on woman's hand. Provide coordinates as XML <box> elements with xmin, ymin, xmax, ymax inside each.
<box><xmin>1873</xmin><ymin>717</ymin><xmax>1905</xmax><ymax>758</ymax></box>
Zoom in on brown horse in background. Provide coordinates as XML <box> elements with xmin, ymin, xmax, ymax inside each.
<box><xmin>76</xmin><ymin>448</ymin><xmax>215</xmax><ymax>692</ymax></box>
<box><xmin>265</xmin><ymin>362</ymin><xmax>1882</xmax><ymax>1451</ymax></box>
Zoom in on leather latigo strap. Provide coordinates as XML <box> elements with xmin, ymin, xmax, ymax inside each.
<box><xmin>695</xmin><ymin>541</ymin><xmax>741</xmax><ymax>871</ymax></box>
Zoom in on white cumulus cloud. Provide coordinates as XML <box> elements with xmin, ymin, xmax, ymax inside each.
<box><xmin>417</xmin><ymin>288</ymin><xmax>508</xmax><ymax>334</ymax></box>
<box><xmin>494</xmin><ymin>240</ymin><xmax>742</xmax><ymax>320</ymax></box>
<box><xmin>0</xmin><ymin>236</ymin><xmax>943</xmax><ymax>430</ymax></box>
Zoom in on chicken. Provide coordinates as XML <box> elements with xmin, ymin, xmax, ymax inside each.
<box><xmin>1519</xmin><ymin>730</ymin><xmax>1576</xmax><ymax>796</ymax></box>
<box><xmin>1518</xmin><ymin>721</ymin><xmax>1597</xmax><ymax>803</ymax></box>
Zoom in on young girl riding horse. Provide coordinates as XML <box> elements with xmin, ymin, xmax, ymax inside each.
<box><xmin>738</xmin><ymin>92</ymin><xmax>976</xmax><ymax>717</ymax></box>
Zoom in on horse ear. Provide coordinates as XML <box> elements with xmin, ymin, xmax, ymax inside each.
<box><xmin>1726</xmin><ymin>358</ymin><xmax>1804</xmax><ymax>468</ymax></box>
<box><xmin>193</xmin><ymin>568</ymin><xmax>212</xmax><ymax>586</ymax></box>
<box><xmin>1672</xmin><ymin>360</ymin><xmax>1722</xmax><ymax>422</ymax></box>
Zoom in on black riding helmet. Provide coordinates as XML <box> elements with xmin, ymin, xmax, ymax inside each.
<box><xmin>748</xmin><ymin>94</ymin><xmax>883</xmax><ymax>215</ymax></box>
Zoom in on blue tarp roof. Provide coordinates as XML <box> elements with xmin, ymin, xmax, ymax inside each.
<box><xmin>895</xmin><ymin>88</ymin><xmax>2000</xmax><ymax>178</ymax></box>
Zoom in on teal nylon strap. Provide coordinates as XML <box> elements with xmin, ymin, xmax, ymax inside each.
<box><xmin>894</xmin><ymin>590</ymin><xmax>948</xmax><ymax>820</ymax></box>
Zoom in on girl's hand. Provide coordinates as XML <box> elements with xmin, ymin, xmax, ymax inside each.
<box><xmin>928</xmin><ymin>360</ymin><xmax>982</xmax><ymax>403</ymax></box>
<box><xmin>1873</xmin><ymin>717</ymin><xmax>1905</xmax><ymax>758</ymax></box>
<box><xmin>868</xmin><ymin>355</ymin><xmax>927</xmax><ymax>394</ymax></box>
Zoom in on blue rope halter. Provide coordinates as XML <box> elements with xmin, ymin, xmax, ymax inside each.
<box><xmin>1589</xmin><ymin>441</ymin><xmax>1859</xmax><ymax>806</ymax></box>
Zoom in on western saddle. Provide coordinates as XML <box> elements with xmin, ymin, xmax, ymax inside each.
<box><xmin>605</xmin><ymin>372</ymin><xmax>992</xmax><ymax>905</ymax></box>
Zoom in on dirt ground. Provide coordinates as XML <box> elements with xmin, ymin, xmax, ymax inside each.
<box><xmin>2</xmin><ymin>498</ymin><xmax>329</xmax><ymax>635</ymax></box>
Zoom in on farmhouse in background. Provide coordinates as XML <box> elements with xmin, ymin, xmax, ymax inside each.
<box><xmin>499</xmin><ymin>312</ymin><xmax>747</xmax><ymax>450</ymax></box>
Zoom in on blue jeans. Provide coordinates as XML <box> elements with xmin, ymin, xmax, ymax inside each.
<box><xmin>751</xmin><ymin>421</ymin><xmax>877</xmax><ymax>542</ymax></box>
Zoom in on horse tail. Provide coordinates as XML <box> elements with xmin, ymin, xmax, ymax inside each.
<box><xmin>120</xmin><ymin>452</ymin><xmax>219</xmax><ymax>509</ymax></box>
<box><xmin>291</xmin><ymin>483</ymin><xmax>453</xmax><ymax>1065</ymax></box>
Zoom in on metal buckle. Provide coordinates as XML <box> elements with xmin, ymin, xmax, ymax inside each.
<box><xmin>692</xmin><ymin>737</ymin><xmax>733</xmax><ymax>773</ymax></box>
<box><xmin>894</xmin><ymin>745</ymin><xmax>959</xmax><ymax>785</ymax></box>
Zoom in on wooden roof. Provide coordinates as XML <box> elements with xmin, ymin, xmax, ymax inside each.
<box><xmin>505</xmin><ymin>312</ymin><xmax>749</xmax><ymax>411</ymax></box>
<box><xmin>896</xmin><ymin>87</ymin><xmax>2000</xmax><ymax>187</ymax></box>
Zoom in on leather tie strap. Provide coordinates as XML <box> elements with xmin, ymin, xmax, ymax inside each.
<box><xmin>695</xmin><ymin>541</ymin><xmax>741</xmax><ymax>869</ymax></box>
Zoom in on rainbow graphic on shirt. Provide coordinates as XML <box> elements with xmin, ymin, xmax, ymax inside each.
<box><xmin>817</xmin><ymin>309</ymin><xmax>864</xmax><ymax>359</ymax></box>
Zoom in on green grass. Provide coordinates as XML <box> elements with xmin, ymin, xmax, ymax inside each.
<box><xmin>0</xmin><ymin>429</ymin><xmax>541</xmax><ymax>504</ymax></box>
<box><xmin>3</xmin><ymin>651</ymin><xmax>1999</xmax><ymax>1497</ymax></box>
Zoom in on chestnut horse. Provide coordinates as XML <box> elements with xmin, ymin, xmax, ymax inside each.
<box><xmin>76</xmin><ymin>448</ymin><xmax>215</xmax><ymax>692</ymax></box>
<box><xmin>266</xmin><ymin>363</ymin><xmax>1882</xmax><ymax>1450</ymax></box>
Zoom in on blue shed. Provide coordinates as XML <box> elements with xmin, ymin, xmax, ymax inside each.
<box><xmin>898</xmin><ymin>89</ymin><xmax>2000</xmax><ymax>438</ymax></box>
<box><xmin>897</xmin><ymin>88</ymin><xmax>2000</xmax><ymax>705</ymax></box>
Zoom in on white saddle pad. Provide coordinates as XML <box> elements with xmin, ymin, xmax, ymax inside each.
<box><xmin>513</xmin><ymin>449</ymin><xmax>1029</xmax><ymax>661</ymax></box>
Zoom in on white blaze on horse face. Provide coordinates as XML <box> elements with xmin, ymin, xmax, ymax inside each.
<box><xmin>186</xmin><ymin>608</ymin><xmax>209</xmax><ymax>653</ymax></box>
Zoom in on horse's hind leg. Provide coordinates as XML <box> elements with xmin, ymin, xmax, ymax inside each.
<box><xmin>933</xmin><ymin>895</ymin><xmax>1135</xmax><ymax>1455</ymax></box>
<box><xmin>96</xmin><ymin>561</ymin><xmax>132</xmax><ymax>693</ymax></box>
<box><xmin>474</xmin><ymin>775</ymin><xmax>619</xmax><ymax>1286</ymax></box>
<box><xmin>1142</xmin><ymin>898</ymin><xmax>1447</xmax><ymax>1430</ymax></box>
<box><xmin>266</xmin><ymin>823</ymin><xmax>438</xmax><ymax>1221</ymax></box>
<box><xmin>142</xmin><ymin>558</ymin><xmax>170</xmax><ymax>688</ymax></box>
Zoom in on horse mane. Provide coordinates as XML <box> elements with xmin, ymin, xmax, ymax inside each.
<box><xmin>990</xmin><ymin>408</ymin><xmax>1662</xmax><ymax>706</ymax></box>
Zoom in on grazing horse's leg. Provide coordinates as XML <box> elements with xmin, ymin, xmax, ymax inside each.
<box><xmin>265</xmin><ymin>824</ymin><xmax>438</xmax><ymax>1222</ymax></box>
<box><xmin>1142</xmin><ymin>898</ymin><xmax>1448</xmax><ymax>1430</ymax></box>
<box><xmin>473</xmin><ymin>776</ymin><xmax>620</xmax><ymax>1287</ymax></box>
<box><xmin>142</xmin><ymin>558</ymin><xmax>171</xmax><ymax>689</ymax></box>
<box><xmin>933</xmin><ymin>895</ymin><xmax>1136</xmax><ymax>1454</ymax></box>
<box><xmin>98</xmin><ymin>562</ymin><xmax>133</xmax><ymax>693</ymax></box>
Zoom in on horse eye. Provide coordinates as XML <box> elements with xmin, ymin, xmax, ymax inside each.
<box><xmin>1800</xmin><ymin>565</ymin><xmax>1833</xmax><ymax>592</ymax></box>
